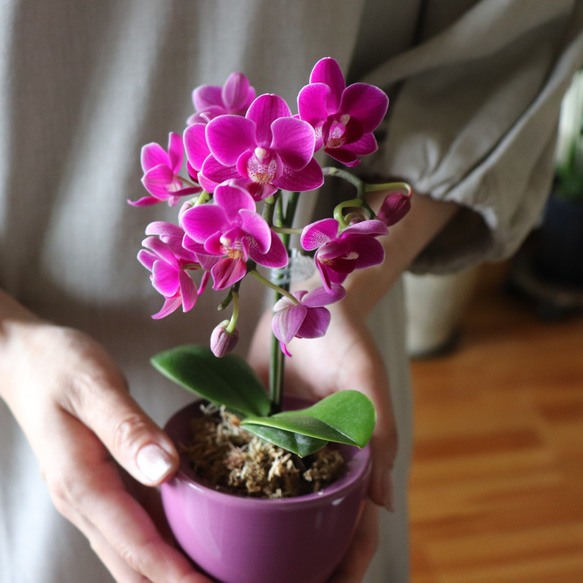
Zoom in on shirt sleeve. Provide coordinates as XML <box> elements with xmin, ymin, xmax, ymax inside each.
<box><xmin>359</xmin><ymin>0</ymin><xmax>583</xmax><ymax>273</ymax></box>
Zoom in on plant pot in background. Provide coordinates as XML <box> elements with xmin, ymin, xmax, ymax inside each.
<box><xmin>161</xmin><ymin>399</ymin><xmax>372</xmax><ymax>583</ymax></box>
<box><xmin>534</xmin><ymin>193</ymin><xmax>583</xmax><ymax>289</ymax></box>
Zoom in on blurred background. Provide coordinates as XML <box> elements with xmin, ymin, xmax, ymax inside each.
<box><xmin>407</xmin><ymin>69</ymin><xmax>583</xmax><ymax>583</ymax></box>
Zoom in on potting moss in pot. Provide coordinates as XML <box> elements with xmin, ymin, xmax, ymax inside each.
<box><xmin>129</xmin><ymin>57</ymin><xmax>412</xmax><ymax>583</ymax></box>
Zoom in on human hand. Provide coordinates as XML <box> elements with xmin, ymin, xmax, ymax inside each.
<box><xmin>248</xmin><ymin>294</ymin><xmax>398</xmax><ymax>582</ymax></box>
<box><xmin>0</xmin><ymin>315</ymin><xmax>211</xmax><ymax>583</ymax></box>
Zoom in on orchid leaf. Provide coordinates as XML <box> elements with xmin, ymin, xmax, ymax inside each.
<box><xmin>242</xmin><ymin>390</ymin><xmax>376</xmax><ymax>455</ymax></box>
<box><xmin>151</xmin><ymin>345</ymin><xmax>271</xmax><ymax>418</ymax></box>
<box><xmin>244</xmin><ymin>425</ymin><xmax>329</xmax><ymax>457</ymax></box>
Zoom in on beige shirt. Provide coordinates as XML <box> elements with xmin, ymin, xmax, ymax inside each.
<box><xmin>1</xmin><ymin>2</ymin><xmax>582</xmax><ymax>582</ymax></box>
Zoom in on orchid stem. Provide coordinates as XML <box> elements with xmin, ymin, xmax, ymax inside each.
<box><xmin>250</xmin><ymin>270</ymin><xmax>299</xmax><ymax>305</ymax></box>
<box><xmin>268</xmin><ymin>190</ymin><xmax>301</xmax><ymax>412</ymax></box>
<box><xmin>226</xmin><ymin>290</ymin><xmax>239</xmax><ymax>334</ymax></box>
<box><xmin>271</xmin><ymin>226</ymin><xmax>302</xmax><ymax>235</ymax></box>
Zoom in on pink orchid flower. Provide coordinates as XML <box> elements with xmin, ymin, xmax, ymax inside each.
<box><xmin>130</xmin><ymin>133</ymin><xmax>202</xmax><ymax>207</ymax></box>
<box><xmin>187</xmin><ymin>72</ymin><xmax>256</xmax><ymax>125</ymax></box>
<box><xmin>181</xmin><ymin>180</ymin><xmax>288</xmax><ymax>290</ymax></box>
<box><xmin>272</xmin><ymin>285</ymin><xmax>346</xmax><ymax>356</ymax></box>
<box><xmin>138</xmin><ymin>224</ymin><xmax>202</xmax><ymax>319</ymax></box>
<box><xmin>300</xmin><ymin>218</ymin><xmax>388</xmax><ymax>292</ymax></box>
<box><xmin>298</xmin><ymin>57</ymin><xmax>389</xmax><ymax>167</ymax></box>
<box><xmin>190</xmin><ymin>94</ymin><xmax>323</xmax><ymax>200</ymax></box>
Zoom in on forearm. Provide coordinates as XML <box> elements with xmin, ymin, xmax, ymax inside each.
<box><xmin>344</xmin><ymin>191</ymin><xmax>458</xmax><ymax>317</ymax></box>
<box><xmin>0</xmin><ymin>288</ymin><xmax>47</xmax><ymax>402</ymax></box>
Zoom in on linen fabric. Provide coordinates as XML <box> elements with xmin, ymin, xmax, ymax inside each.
<box><xmin>0</xmin><ymin>2</ymin><xmax>582</xmax><ymax>582</ymax></box>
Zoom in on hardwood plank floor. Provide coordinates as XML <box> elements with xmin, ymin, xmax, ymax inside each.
<box><xmin>409</xmin><ymin>262</ymin><xmax>583</xmax><ymax>583</ymax></box>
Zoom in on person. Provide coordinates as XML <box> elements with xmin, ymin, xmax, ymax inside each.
<box><xmin>1</xmin><ymin>1</ymin><xmax>582</xmax><ymax>582</ymax></box>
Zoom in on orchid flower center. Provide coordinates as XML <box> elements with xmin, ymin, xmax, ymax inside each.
<box><xmin>220</xmin><ymin>234</ymin><xmax>247</xmax><ymax>261</ymax></box>
<box><xmin>247</xmin><ymin>147</ymin><xmax>279</xmax><ymax>184</ymax></box>
<box><xmin>166</xmin><ymin>177</ymin><xmax>184</xmax><ymax>193</ymax></box>
<box><xmin>325</xmin><ymin>115</ymin><xmax>351</xmax><ymax>149</ymax></box>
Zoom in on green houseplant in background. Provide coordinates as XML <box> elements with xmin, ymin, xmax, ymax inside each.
<box><xmin>535</xmin><ymin>67</ymin><xmax>583</xmax><ymax>289</ymax></box>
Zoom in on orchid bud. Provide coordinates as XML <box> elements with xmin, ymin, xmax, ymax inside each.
<box><xmin>210</xmin><ymin>320</ymin><xmax>239</xmax><ymax>358</ymax></box>
<box><xmin>378</xmin><ymin>191</ymin><xmax>412</xmax><ymax>227</ymax></box>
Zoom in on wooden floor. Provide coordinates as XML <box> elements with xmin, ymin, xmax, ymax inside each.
<box><xmin>409</xmin><ymin>262</ymin><xmax>583</xmax><ymax>583</ymax></box>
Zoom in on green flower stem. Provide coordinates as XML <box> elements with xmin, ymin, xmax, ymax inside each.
<box><xmin>364</xmin><ymin>181</ymin><xmax>412</xmax><ymax>196</ymax></box>
<box><xmin>267</xmin><ymin>190</ymin><xmax>301</xmax><ymax>412</ymax></box>
<box><xmin>271</xmin><ymin>226</ymin><xmax>303</xmax><ymax>235</ymax></box>
<box><xmin>194</xmin><ymin>190</ymin><xmax>210</xmax><ymax>206</ymax></box>
<box><xmin>262</xmin><ymin>194</ymin><xmax>276</xmax><ymax>225</ymax></box>
<box><xmin>226</xmin><ymin>290</ymin><xmax>239</xmax><ymax>334</ymax></box>
<box><xmin>323</xmin><ymin>167</ymin><xmax>365</xmax><ymax>197</ymax></box>
<box><xmin>250</xmin><ymin>269</ymin><xmax>299</xmax><ymax>305</ymax></box>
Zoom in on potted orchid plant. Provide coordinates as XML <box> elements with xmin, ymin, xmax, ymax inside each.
<box><xmin>131</xmin><ymin>57</ymin><xmax>411</xmax><ymax>583</ymax></box>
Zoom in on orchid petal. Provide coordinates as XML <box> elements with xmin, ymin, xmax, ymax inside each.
<box><xmin>297</xmin><ymin>83</ymin><xmax>332</xmax><ymax>125</ymax></box>
<box><xmin>137</xmin><ymin>249</ymin><xmax>156</xmax><ymax>270</ymax></box>
<box><xmin>128</xmin><ymin>196</ymin><xmax>162</xmax><ymax>207</ymax></box>
<box><xmin>239</xmin><ymin>210</ymin><xmax>271</xmax><ymax>254</ymax></box>
<box><xmin>141</xmin><ymin>236</ymin><xmax>179</xmax><ymax>267</ymax></box>
<box><xmin>251</xmin><ymin>229</ymin><xmax>288</xmax><ymax>268</ymax></box>
<box><xmin>341</xmin><ymin>219</ymin><xmax>388</xmax><ymax>238</ymax></box>
<box><xmin>192</xmin><ymin>85</ymin><xmax>222</xmax><ymax>111</ymax></box>
<box><xmin>246</xmin><ymin>94</ymin><xmax>291</xmax><ymax>147</ymax></box>
<box><xmin>211</xmin><ymin>257</ymin><xmax>247</xmax><ymax>290</ymax></box>
<box><xmin>182</xmin><ymin>204</ymin><xmax>228</xmax><ymax>243</ymax></box>
<box><xmin>324</xmin><ymin>147</ymin><xmax>360</xmax><ymax>167</ymax></box>
<box><xmin>270</xmin><ymin>117</ymin><xmax>315</xmax><ymax>171</ymax></box>
<box><xmin>184</xmin><ymin>124</ymin><xmax>210</xmax><ymax>171</ymax></box>
<box><xmin>151</xmin><ymin>260</ymin><xmax>180</xmax><ymax>296</ymax></box>
<box><xmin>339</xmin><ymin>83</ymin><xmax>388</xmax><ymax>133</ymax></box>
<box><xmin>274</xmin><ymin>157</ymin><xmax>323</xmax><ymax>192</ymax></box>
<box><xmin>214</xmin><ymin>181</ymin><xmax>256</xmax><ymax>217</ymax></box>
<box><xmin>272</xmin><ymin>303</ymin><xmax>307</xmax><ymax>345</ymax></box>
<box><xmin>167</xmin><ymin>132</ymin><xmax>184</xmax><ymax>174</ymax></box>
<box><xmin>206</xmin><ymin>115</ymin><xmax>256</xmax><ymax>166</ymax></box>
<box><xmin>310</xmin><ymin>58</ymin><xmax>345</xmax><ymax>110</ymax></box>
<box><xmin>296</xmin><ymin>306</ymin><xmax>331</xmax><ymax>339</ymax></box>
<box><xmin>183</xmin><ymin>233</ymin><xmax>211</xmax><ymax>257</ymax></box>
<box><xmin>222</xmin><ymin>72</ymin><xmax>255</xmax><ymax>113</ymax></box>
<box><xmin>178</xmin><ymin>271</ymin><xmax>197</xmax><ymax>312</ymax></box>
<box><xmin>342</xmin><ymin>132</ymin><xmax>378</xmax><ymax>156</ymax></box>
<box><xmin>350</xmin><ymin>237</ymin><xmax>386</xmax><ymax>269</ymax></box>
<box><xmin>141</xmin><ymin>143</ymin><xmax>168</xmax><ymax>172</ymax></box>
<box><xmin>152</xmin><ymin>295</ymin><xmax>182</xmax><ymax>320</ymax></box>
<box><xmin>200</xmin><ymin>155</ymin><xmax>240</xmax><ymax>190</ymax></box>
<box><xmin>302</xmin><ymin>284</ymin><xmax>346</xmax><ymax>307</ymax></box>
<box><xmin>300</xmin><ymin>218</ymin><xmax>339</xmax><ymax>251</ymax></box>
<box><xmin>146</xmin><ymin>221</ymin><xmax>184</xmax><ymax>239</ymax></box>
<box><xmin>141</xmin><ymin>165</ymin><xmax>178</xmax><ymax>198</ymax></box>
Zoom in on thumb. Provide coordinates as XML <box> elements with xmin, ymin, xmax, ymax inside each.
<box><xmin>62</xmin><ymin>366</ymin><xmax>179</xmax><ymax>487</ymax></box>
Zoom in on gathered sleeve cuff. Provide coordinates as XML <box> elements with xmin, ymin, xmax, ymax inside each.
<box><xmin>359</xmin><ymin>0</ymin><xmax>583</xmax><ymax>274</ymax></box>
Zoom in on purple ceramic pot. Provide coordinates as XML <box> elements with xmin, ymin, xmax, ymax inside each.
<box><xmin>161</xmin><ymin>399</ymin><xmax>372</xmax><ymax>583</ymax></box>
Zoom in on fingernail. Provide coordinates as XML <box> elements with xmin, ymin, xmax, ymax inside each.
<box><xmin>136</xmin><ymin>444</ymin><xmax>174</xmax><ymax>484</ymax></box>
<box><xmin>382</xmin><ymin>469</ymin><xmax>395</xmax><ymax>513</ymax></box>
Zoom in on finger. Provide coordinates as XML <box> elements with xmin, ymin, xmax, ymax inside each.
<box><xmin>60</xmin><ymin>368</ymin><xmax>179</xmax><ymax>487</ymax></box>
<box><xmin>44</xmin><ymin>412</ymin><xmax>211</xmax><ymax>583</ymax></box>
<box><xmin>328</xmin><ymin>501</ymin><xmax>379</xmax><ymax>583</ymax></box>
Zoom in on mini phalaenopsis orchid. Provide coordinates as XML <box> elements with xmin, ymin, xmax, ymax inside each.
<box><xmin>132</xmin><ymin>58</ymin><xmax>413</xmax><ymax>457</ymax></box>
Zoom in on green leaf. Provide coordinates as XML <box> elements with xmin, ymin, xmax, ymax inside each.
<box><xmin>242</xmin><ymin>390</ymin><xmax>376</xmax><ymax>451</ymax></box>
<box><xmin>244</xmin><ymin>425</ymin><xmax>329</xmax><ymax>457</ymax></box>
<box><xmin>151</xmin><ymin>345</ymin><xmax>271</xmax><ymax>418</ymax></box>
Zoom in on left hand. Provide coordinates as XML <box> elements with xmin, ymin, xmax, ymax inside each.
<box><xmin>248</xmin><ymin>295</ymin><xmax>397</xmax><ymax>583</ymax></box>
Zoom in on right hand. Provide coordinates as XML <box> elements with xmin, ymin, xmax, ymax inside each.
<box><xmin>0</xmin><ymin>311</ymin><xmax>211</xmax><ymax>583</ymax></box>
